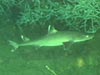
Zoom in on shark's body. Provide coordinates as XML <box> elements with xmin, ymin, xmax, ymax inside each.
<box><xmin>9</xmin><ymin>30</ymin><xmax>94</xmax><ymax>50</ymax></box>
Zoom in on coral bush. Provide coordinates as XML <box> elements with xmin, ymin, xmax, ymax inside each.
<box><xmin>0</xmin><ymin>0</ymin><xmax>100</xmax><ymax>33</ymax></box>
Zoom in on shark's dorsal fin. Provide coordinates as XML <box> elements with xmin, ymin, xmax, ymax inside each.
<box><xmin>48</xmin><ymin>25</ymin><xmax>58</xmax><ymax>34</ymax></box>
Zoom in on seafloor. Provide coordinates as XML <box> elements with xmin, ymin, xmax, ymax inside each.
<box><xmin>0</xmin><ymin>24</ymin><xmax>100</xmax><ymax>75</ymax></box>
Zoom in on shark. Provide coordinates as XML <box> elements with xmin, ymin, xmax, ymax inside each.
<box><xmin>8</xmin><ymin>26</ymin><xmax>94</xmax><ymax>50</ymax></box>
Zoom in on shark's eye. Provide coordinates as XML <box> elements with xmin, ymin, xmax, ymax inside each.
<box><xmin>86</xmin><ymin>35</ymin><xmax>89</xmax><ymax>38</ymax></box>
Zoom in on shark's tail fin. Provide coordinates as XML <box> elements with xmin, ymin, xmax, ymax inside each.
<box><xmin>8</xmin><ymin>40</ymin><xmax>19</xmax><ymax>49</ymax></box>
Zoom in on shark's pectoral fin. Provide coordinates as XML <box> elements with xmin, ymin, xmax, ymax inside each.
<box><xmin>63</xmin><ymin>42</ymin><xmax>74</xmax><ymax>50</ymax></box>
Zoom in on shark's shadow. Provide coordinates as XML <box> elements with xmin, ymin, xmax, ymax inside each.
<box><xmin>15</xmin><ymin>46</ymin><xmax>68</xmax><ymax>60</ymax></box>
<box><xmin>15</xmin><ymin>42</ymin><xmax>88</xmax><ymax>61</ymax></box>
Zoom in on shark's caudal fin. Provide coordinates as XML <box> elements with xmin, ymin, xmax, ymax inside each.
<box><xmin>8</xmin><ymin>40</ymin><xmax>19</xmax><ymax>49</ymax></box>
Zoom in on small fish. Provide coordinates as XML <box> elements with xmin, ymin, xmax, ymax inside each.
<box><xmin>8</xmin><ymin>26</ymin><xmax>94</xmax><ymax>50</ymax></box>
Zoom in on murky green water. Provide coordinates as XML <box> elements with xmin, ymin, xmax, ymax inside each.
<box><xmin>0</xmin><ymin>22</ymin><xmax>100</xmax><ymax>75</ymax></box>
<box><xmin>0</xmin><ymin>0</ymin><xmax>100</xmax><ymax>75</ymax></box>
